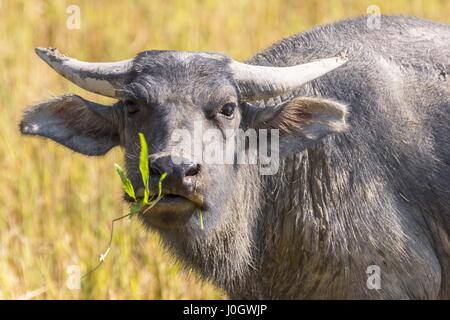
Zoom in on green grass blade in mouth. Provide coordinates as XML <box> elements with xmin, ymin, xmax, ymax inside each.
<box><xmin>199</xmin><ymin>209</ymin><xmax>204</xmax><ymax>230</ymax></box>
<box><xmin>158</xmin><ymin>172</ymin><xmax>168</xmax><ymax>198</ymax></box>
<box><xmin>114</xmin><ymin>163</ymin><xmax>136</xmax><ymax>201</ymax></box>
<box><xmin>116</xmin><ymin>134</ymin><xmax>169</xmax><ymax>216</ymax></box>
<box><xmin>138</xmin><ymin>132</ymin><xmax>150</xmax><ymax>205</ymax></box>
<box><xmin>142</xmin><ymin>172</ymin><xmax>168</xmax><ymax>215</ymax></box>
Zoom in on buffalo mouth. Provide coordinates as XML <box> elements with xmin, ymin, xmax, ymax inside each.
<box><xmin>124</xmin><ymin>187</ymin><xmax>204</xmax><ymax>229</ymax></box>
<box><xmin>121</xmin><ymin>174</ymin><xmax>205</xmax><ymax>229</ymax></box>
<box><xmin>154</xmin><ymin>193</ymin><xmax>202</xmax><ymax>206</ymax></box>
<box><xmin>156</xmin><ymin>193</ymin><xmax>186</xmax><ymax>203</ymax></box>
<box><xmin>138</xmin><ymin>194</ymin><xmax>200</xmax><ymax>229</ymax></box>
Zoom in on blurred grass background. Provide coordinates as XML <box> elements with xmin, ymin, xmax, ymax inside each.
<box><xmin>0</xmin><ymin>0</ymin><xmax>449</xmax><ymax>299</ymax></box>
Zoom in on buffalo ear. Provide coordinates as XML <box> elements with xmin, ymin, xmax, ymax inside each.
<box><xmin>244</xmin><ymin>97</ymin><xmax>348</xmax><ymax>155</ymax></box>
<box><xmin>20</xmin><ymin>94</ymin><xmax>121</xmax><ymax>156</ymax></box>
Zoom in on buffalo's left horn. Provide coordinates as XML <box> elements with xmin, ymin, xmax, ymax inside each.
<box><xmin>35</xmin><ymin>47</ymin><xmax>133</xmax><ymax>98</ymax></box>
<box><xmin>230</xmin><ymin>54</ymin><xmax>348</xmax><ymax>100</ymax></box>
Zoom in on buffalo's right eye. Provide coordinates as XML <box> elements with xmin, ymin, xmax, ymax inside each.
<box><xmin>124</xmin><ymin>100</ymin><xmax>139</xmax><ymax>116</ymax></box>
<box><xmin>218</xmin><ymin>102</ymin><xmax>236</xmax><ymax>118</ymax></box>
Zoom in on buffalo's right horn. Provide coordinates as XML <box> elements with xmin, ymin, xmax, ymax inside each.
<box><xmin>35</xmin><ymin>47</ymin><xmax>133</xmax><ymax>98</ymax></box>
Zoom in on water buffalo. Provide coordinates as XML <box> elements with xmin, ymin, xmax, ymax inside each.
<box><xmin>20</xmin><ymin>15</ymin><xmax>450</xmax><ymax>299</ymax></box>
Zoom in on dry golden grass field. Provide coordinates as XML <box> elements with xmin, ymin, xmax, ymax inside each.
<box><xmin>0</xmin><ymin>0</ymin><xmax>449</xmax><ymax>299</ymax></box>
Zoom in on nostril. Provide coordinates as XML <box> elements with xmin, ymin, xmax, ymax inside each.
<box><xmin>185</xmin><ymin>163</ymin><xmax>200</xmax><ymax>177</ymax></box>
<box><xmin>151</xmin><ymin>156</ymin><xmax>199</xmax><ymax>178</ymax></box>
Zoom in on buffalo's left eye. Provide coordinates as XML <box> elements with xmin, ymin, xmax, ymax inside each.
<box><xmin>219</xmin><ymin>103</ymin><xmax>236</xmax><ymax>118</ymax></box>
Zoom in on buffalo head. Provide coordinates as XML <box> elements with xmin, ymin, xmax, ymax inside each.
<box><xmin>20</xmin><ymin>48</ymin><xmax>348</xmax><ymax>231</ymax></box>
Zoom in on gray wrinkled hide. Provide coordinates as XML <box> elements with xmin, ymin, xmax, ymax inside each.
<box><xmin>161</xmin><ymin>16</ymin><xmax>450</xmax><ymax>299</ymax></box>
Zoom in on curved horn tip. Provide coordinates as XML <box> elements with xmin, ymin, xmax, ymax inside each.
<box><xmin>34</xmin><ymin>47</ymin><xmax>67</xmax><ymax>63</ymax></box>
